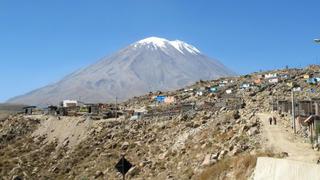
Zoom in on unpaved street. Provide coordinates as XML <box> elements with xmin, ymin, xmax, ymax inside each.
<box><xmin>258</xmin><ymin>113</ymin><xmax>320</xmax><ymax>163</ymax></box>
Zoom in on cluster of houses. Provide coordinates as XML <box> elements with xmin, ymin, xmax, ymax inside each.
<box><xmin>23</xmin><ymin>100</ymin><xmax>121</xmax><ymax>119</ymax></box>
<box><xmin>187</xmin><ymin>72</ymin><xmax>290</xmax><ymax>97</ymax></box>
<box><xmin>253</xmin><ymin>71</ymin><xmax>292</xmax><ymax>85</ymax></box>
<box><xmin>264</xmin><ymin>73</ymin><xmax>279</xmax><ymax>84</ymax></box>
<box><xmin>153</xmin><ymin>95</ymin><xmax>176</xmax><ymax>104</ymax></box>
<box><xmin>180</xmin><ymin>80</ymin><xmax>235</xmax><ymax>97</ymax></box>
<box><xmin>303</xmin><ymin>74</ymin><xmax>320</xmax><ymax>85</ymax></box>
<box><xmin>276</xmin><ymin>98</ymin><xmax>320</xmax><ymax>144</ymax></box>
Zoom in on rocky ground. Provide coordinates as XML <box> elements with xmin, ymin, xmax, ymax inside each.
<box><xmin>1</xmin><ymin>65</ymin><xmax>320</xmax><ymax>180</ymax></box>
<box><xmin>0</xmin><ymin>110</ymin><xmax>264</xmax><ymax>180</ymax></box>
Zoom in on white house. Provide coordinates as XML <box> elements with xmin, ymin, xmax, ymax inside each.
<box><xmin>293</xmin><ymin>87</ymin><xmax>302</xmax><ymax>92</ymax></box>
<box><xmin>220</xmin><ymin>80</ymin><xmax>229</xmax><ymax>84</ymax></box>
<box><xmin>196</xmin><ymin>91</ymin><xmax>204</xmax><ymax>96</ymax></box>
<box><xmin>226</xmin><ymin>89</ymin><xmax>233</xmax><ymax>94</ymax></box>
<box><xmin>280</xmin><ymin>74</ymin><xmax>289</xmax><ymax>79</ymax></box>
<box><xmin>240</xmin><ymin>83</ymin><xmax>251</xmax><ymax>89</ymax></box>
<box><xmin>184</xmin><ymin>88</ymin><xmax>194</xmax><ymax>92</ymax></box>
<box><xmin>268</xmin><ymin>78</ymin><xmax>279</xmax><ymax>84</ymax></box>
<box><xmin>265</xmin><ymin>73</ymin><xmax>278</xmax><ymax>79</ymax></box>
<box><xmin>61</xmin><ymin>100</ymin><xmax>78</xmax><ymax>107</ymax></box>
<box><xmin>130</xmin><ymin>109</ymin><xmax>147</xmax><ymax>121</ymax></box>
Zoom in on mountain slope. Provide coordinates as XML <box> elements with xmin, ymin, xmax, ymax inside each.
<box><xmin>8</xmin><ymin>37</ymin><xmax>235</xmax><ymax>105</ymax></box>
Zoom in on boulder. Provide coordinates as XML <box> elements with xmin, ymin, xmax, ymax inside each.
<box><xmin>313</xmin><ymin>143</ymin><xmax>319</xmax><ymax>151</ymax></box>
<box><xmin>94</xmin><ymin>171</ymin><xmax>104</xmax><ymax>178</ymax></box>
<box><xmin>127</xmin><ymin>166</ymin><xmax>140</xmax><ymax>177</ymax></box>
<box><xmin>186</xmin><ymin>122</ymin><xmax>200</xmax><ymax>128</ymax></box>
<box><xmin>218</xmin><ymin>150</ymin><xmax>228</xmax><ymax>160</ymax></box>
<box><xmin>231</xmin><ymin>146</ymin><xmax>242</xmax><ymax>155</ymax></box>
<box><xmin>211</xmin><ymin>153</ymin><xmax>219</xmax><ymax>160</ymax></box>
<box><xmin>62</xmin><ymin>139</ymin><xmax>70</xmax><ymax>147</ymax></box>
<box><xmin>201</xmin><ymin>154</ymin><xmax>217</xmax><ymax>166</ymax></box>
<box><xmin>12</xmin><ymin>175</ymin><xmax>23</xmax><ymax>180</ymax></box>
<box><xmin>247</xmin><ymin>127</ymin><xmax>259</xmax><ymax>136</ymax></box>
<box><xmin>121</xmin><ymin>142</ymin><xmax>130</xmax><ymax>150</ymax></box>
<box><xmin>220</xmin><ymin>107</ymin><xmax>227</xmax><ymax>112</ymax></box>
<box><xmin>233</xmin><ymin>111</ymin><xmax>241</xmax><ymax>119</ymax></box>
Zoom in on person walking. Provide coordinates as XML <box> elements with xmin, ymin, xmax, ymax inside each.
<box><xmin>273</xmin><ymin>116</ymin><xmax>277</xmax><ymax>125</ymax></box>
<box><xmin>269</xmin><ymin>117</ymin><xmax>273</xmax><ymax>125</ymax></box>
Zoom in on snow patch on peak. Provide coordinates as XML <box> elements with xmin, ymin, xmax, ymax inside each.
<box><xmin>170</xmin><ymin>40</ymin><xmax>201</xmax><ymax>54</ymax></box>
<box><xmin>133</xmin><ymin>37</ymin><xmax>201</xmax><ymax>54</ymax></box>
<box><xmin>136</xmin><ymin>37</ymin><xmax>169</xmax><ymax>48</ymax></box>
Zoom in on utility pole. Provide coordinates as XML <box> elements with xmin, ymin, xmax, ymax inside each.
<box><xmin>292</xmin><ymin>89</ymin><xmax>296</xmax><ymax>133</ymax></box>
<box><xmin>121</xmin><ymin>153</ymin><xmax>125</xmax><ymax>180</ymax></box>
<box><xmin>271</xmin><ymin>96</ymin><xmax>274</xmax><ymax>112</ymax></box>
<box><xmin>276</xmin><ymin>94</ymin><xmax>279</xmax><ymax>113</ymax></box>
<box><xmin>115</xmin><ymin>96</ymin><xmax>118</xmax><ymax>121</ymax></box>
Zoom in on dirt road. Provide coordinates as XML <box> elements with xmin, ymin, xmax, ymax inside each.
<box><xmin>258</xmin><ymin>113</ymin><xmax>320</xmax><ymax>163</ymax></box>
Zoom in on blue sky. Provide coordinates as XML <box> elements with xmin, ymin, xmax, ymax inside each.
<box><xmin>0</xmin><ymin>0</ymin><xmax>320</xmax><ymax>102</ymax></box>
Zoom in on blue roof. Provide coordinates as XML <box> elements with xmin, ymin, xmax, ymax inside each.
<box><xmin>156</xmin><ymin>96</ymin><xmax>166</xmax><ymax>102</ymax></box>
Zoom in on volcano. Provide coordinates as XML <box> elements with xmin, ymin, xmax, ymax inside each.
<box><xmin>8</xmin><ymin>37</ymin><xmax>235</xmax><ymax>105</ymax></box>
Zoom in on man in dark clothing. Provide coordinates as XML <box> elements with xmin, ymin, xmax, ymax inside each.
<box><xmin>273</xmin><ymin>117</ymin><xmax>277</xmax><ymax>125</ymax></box>
<box><xmin>269</xmin><ymin>117</ymin><xmax>273</xmax><ymax>125</ymax></box>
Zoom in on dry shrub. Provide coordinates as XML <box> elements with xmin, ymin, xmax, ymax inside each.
<box><xmin>182</xmin><ymin>167</ymin><xmax>195</xmax><ymax>179</ymax></box>
<box><xmin>224</xmin><ymin>112</ymin><xmax>234</xmax><ymax>122</ymax></box>
<box><xmin>198</xmin><ymin>158</ymin><xmax>231</xmax><ymax>180</ymax></box>
<box><xmin>233</xmin><ymin>154</ymin><xmax>257</xmax><ymax>180</ymax></box>
<box><xmin>198</xmin><ymin>150</ymin><xmax>276</xmax><ymax>180</ymax></box>
<box><xmin>233</xmin><ymin>150</ymin><xmax>276</xmax><ymax>179</ymax></box>
<box><xmin>215</xmin><ymin>130</ymin><xmax>235</xmax><ymax>142</ymax></box>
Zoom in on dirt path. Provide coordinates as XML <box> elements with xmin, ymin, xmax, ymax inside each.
<box><xmin>258</xmin><ymin>113</ymin><xmax>320</xmax><ymax>163</ymax></box>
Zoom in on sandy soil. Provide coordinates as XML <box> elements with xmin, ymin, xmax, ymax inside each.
<box><xmin>258</xmin><ymin>113</ymin><xmax>320</xmax><ymax>163</ymax></box>
<box><xmin>32</xmin><ymin>115</ymin><xmax>110</xmax><ymax>148</ymax></box>
<box><xmin>0</xmin><ymin>111</ymin><xmax>10</xmax><ymax>121</ymax></box>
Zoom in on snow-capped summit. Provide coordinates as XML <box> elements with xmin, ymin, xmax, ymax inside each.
<box><xmin>134</xmin><ymin>36</ymin><xmax>201</xmax><ymax>55</ymax></box>
<box><xmin>136</xmin><ymin>37</ymin><xmax>168</xmax><ymax>47</ymax></box>
<box><xmin>8</xmin><ymin>37</ymin><xmax>235</xmax><ymax>105</ymax></box>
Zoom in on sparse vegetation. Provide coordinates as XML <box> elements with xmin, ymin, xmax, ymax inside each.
<box><xmin>198</xmin><ymin>151</ymin><xmax>276</xmax><ymax>180</ymax></box>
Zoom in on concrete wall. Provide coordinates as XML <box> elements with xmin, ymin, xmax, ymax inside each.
<box><xmin>254</xmin><ymin>157</ymin><xmax>320</xmax><ymax>180</ymax></box>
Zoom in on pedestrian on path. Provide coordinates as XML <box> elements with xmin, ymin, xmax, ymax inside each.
<box><xmin>269</xmin><ymin>117</ymin><xmax>273</xmax><ymax>125</ymax></box>
<box><xmin>273</xmin><ymin>117</ymin><xmax>277</xmax><ymax>125</ymax></box>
